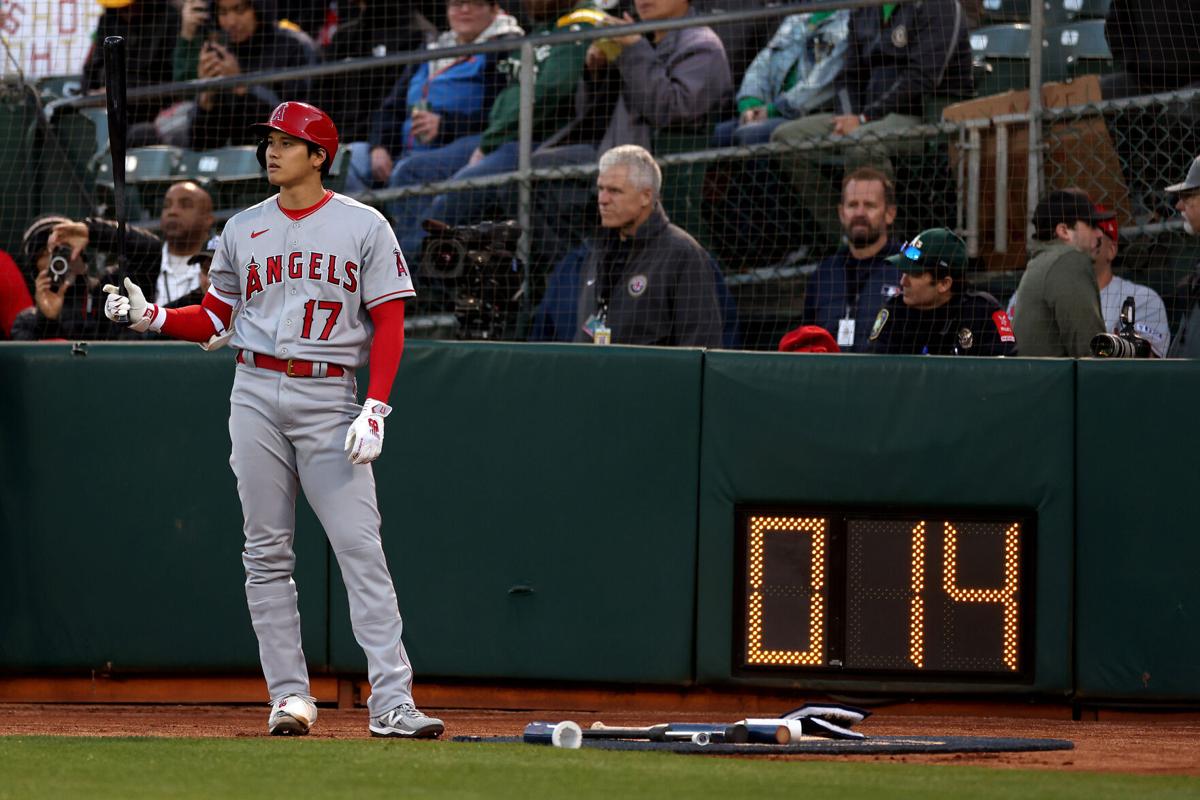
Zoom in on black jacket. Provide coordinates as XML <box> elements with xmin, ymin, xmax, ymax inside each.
<box><xmin>8</xmin><ymin>219</ymin><xmax>164</xmax><ymax>341</ymax></box>
<box><xmin>573</xmin><ymin>204</ymin><xmax>721</xmax><ymax>347</ymax></box>
<box><xmin>865</xmin><ymin>289</ymin><xmax>1015</xmax><ymax>356</ymax></box>
<box><xmin>1106</xmin><ymin>0</ymin><xmax>1200</xmax><ymax>92</ymax></box>
<box><xmin>191</xmin><ymin>24</ymin><xmax>317</xmax><ymax>150</ymax></box>
<box><xmin>314</xmin><ymin>6</ymin><xmax>427</xmax><ymax>142</ymax></box>
<box><xmin>841</xmin><ymin>0</ymin><xmax>973</xmax><ymax>121</ymax></box>
<box><xmin>82</xmin><ymin>0</ymin><xmax>181</xmax><ymax>125</ymax></box>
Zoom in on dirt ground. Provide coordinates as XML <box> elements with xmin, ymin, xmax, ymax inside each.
<box><xmin>1</xmin><ymin>703</ymin><xmax>1197</xmax><ymax>775</ymax></box>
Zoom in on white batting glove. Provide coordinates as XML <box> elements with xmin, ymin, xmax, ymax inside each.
<box><xmin>345</xmin><ymin>398</ymin><xmax>391</xmax><ymax>465</ymax></box>
<box><xmin>102</xmin><ymin>277</ymin><xmax>158</xmax><ymax>332</ymax></box>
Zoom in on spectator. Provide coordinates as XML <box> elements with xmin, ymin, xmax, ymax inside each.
<box><xmin>10</xmin><ymin>216</ymin><xmax>130</xmax><ymax>341</ymax></box>
<box><xmin>176</xmin><ymin>0</ymin><xmax>317</xmax><ymax>150</ymax></box>
<box><xmin>530</xmin><ymin>0</ymin><xmax>732</xmax><ymax>272</ymax></box>
<box><xmin>770</xmin><ymin>0</ymin><xmax>973</xmax><ymax>254</ymax></box>
<box><xmin>424</xmin><ymin>1</ymin><xmax>601</xmax><ymax>231</ymax></box>
<box><xmin>801</xmin><ymin>167</ymin><xmax>902</xmax><ymax>351</ymax></box>
<box><xmin>361</xmin><ymin>0</ymin><xmax>522</xmax><ymax>255</ymax></box>
<box><xmin>0</xmin><ymin>248</ymin><xmax>33</xmax><ymax>340</ymax></box>
<box><xmin>47</xmin><ymin>181</ymin><xmax>216</xmax><ymax>309</ymax></box>
<box><xmin>1163</xmin><ymin>159</ymin><xmax>1200</xmax><ymax>357</ymax></box>
<box><xmin>866</xmin><ymin>227</ymin><xmax>1015</xmax><ymax>356</ymax></box>
<box><xmin>1101</xmin><ymin>1</ymin><xmax>1200</xmax><ymax>218</ymax></box>
<box><xmin>1009</xmin><ymin>204</ymin><xmax>1172</xmax><ymax>357</ymax></box>
<box><xmin>713</xmin><ymin>10</ymin><xmax>850</xmax><ymax>148</ymax></box>
<box><xmin>1010</xmin><ymin>191</ymin><xmax>1110</xmax><ymax>357</ymax></box>
<box><xmin>83</xmin><ymin>0</ymin><xmax>181</xmax><ymax>145</ymax></box>
<box><xmin>313</xmin><ymin>3</ymin><xmax>431</xmax><ymax>175</ymax></box>
<box><xmin>708</xmin><ymin>9</ymin><xmax>849</xmax><ymax>270</ymax></box>
<box><xmin>573</xmin><ymin>145</ymin><xmax>721</xmax><ymax>346</ymax></box>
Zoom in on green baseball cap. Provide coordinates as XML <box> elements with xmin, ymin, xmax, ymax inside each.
<box><xmin>886</xmin><ymin>227</ymin><xmax>968</xmax><ymax>277</ymax></box>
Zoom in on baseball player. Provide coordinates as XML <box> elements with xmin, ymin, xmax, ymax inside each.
<box><xmin>102</xmin><ymin>101</ymin><xmax>443</xmax><ymax>739</ymax></box>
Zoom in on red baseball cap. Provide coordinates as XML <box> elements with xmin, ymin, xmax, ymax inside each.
<box><xmin>779</xmin><ymin>325</ymin><xmax>841</xmax><ymax>353</ymax></box>
<box><xmin>1094</xmin><ymin>203</ymin><xmax>1118</xmax><ymax>242</ymax></box>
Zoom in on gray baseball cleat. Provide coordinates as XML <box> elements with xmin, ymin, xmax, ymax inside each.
<box><xmin>268</xmin><ymin>695</ymin><xmax>318</xmax><ymax>736</ymax></box>
<box><xmin>369</xmin><ymin>703</ymin><xmax>444</xmax><ymax>738</ymax></box>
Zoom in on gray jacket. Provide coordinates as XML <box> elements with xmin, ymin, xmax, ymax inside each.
<box><xmin>574</xmin><ymin>204</ymin><xmax>722</xmax><ymax>347</ymax></box>
<box><xmin>1011</xmin><ymin>240</ymin><xmax>1105</xmax><ymax>357</ymax></box>
<box><xmin>737</xmin><ymin>11</ymin><xmax>850</xmax><ymax>119</ymax></box>
<box><xmin>543</xmin><ymin>13</ymin><xmax>732</xmax><ymax>153</ymax></box>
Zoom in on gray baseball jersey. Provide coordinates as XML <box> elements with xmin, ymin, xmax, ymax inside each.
<box><xmin>211</xmin><ymin>190</ymin><xmax>420</xmax><ymax>721</ymax></box>
<box><xmin>208</xmin><ymin>192</ymin><xmax>415</xmax><ymax>367</ymax></box>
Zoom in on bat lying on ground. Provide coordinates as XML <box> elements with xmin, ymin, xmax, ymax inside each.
<box><xmin>585</xmin><ymin>721</ymin><xmax>788</xmax><ymax>745</ymax></box>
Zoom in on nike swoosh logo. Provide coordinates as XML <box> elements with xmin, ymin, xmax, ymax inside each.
<box><xmin>251</xmin><ymin>229</ymin><xmax>269</xmax><ymax>238</ymax></box>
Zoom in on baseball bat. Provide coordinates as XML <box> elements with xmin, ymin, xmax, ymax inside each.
<box><xmin>585</xmin><ymin>721</ymin><xmax>750</xmax><ymax>744</ymax></box>
<box><xmin>103</xmin><ymin>35</ymin><xmax>129</xmax><ymax>320</ymax></box>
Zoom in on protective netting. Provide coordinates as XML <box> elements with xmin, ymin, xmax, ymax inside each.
<box><xmin>1</xmin><ymin>0</ymin><xmax>1198</xmax><ymax>355</ymax></box>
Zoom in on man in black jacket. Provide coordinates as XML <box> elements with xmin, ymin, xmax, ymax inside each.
<box><xmin>770</xmin><ymin>0</ymin><xmax>973</xmax><ymax>254</ymax></box>
<box><xmin>83</xmin><ymin>0</ymin><xmax>181</xmax><ymax>143</ymax></box>
<box><xmin>573</xmin><ymin>145</ymin><xmax>721</xmax><ymax>346</ymax></box>
<box><xmin>866</xmin><ymin>227</ymin><xmax>1015</xmax><ymax>356</ymax></box>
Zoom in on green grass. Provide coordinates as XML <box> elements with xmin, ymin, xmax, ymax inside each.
<box><xmin>0</xmin><ymin>737</ymin><xmax>1196</xmax><ymax>800</ymax></box>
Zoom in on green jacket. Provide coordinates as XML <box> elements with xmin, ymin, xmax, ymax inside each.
<box><xmin>1011</xmin><ymin>240</ymin><xmax>1105</xmax><ymax>357</ymax></box>
<box><xmin>478</xmin><ymin>3</ymin><xmax>598</xmax><ymax>154</ymax></box>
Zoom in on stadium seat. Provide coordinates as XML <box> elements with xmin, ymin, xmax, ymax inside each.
<box><xmin>979</xmin><ymin>0</ymin><xmax>1031</xmax><ymax>24</ymax></box>
<box><xmin>980</xmin><ymin>0</ymin><xmax>1110</xmax><ymax>24</ymax></box>
<box><xmin>1045</xmin><ymin>20</ymin><xmax>1113</xmax><ymax>82</ymax></box>
<box><xmin>1048</xmin><ymin>0</ymin><xmax>1111</xmax><ymax>22</ymax></box>
<box><xmin>94</xmin><ymin>146</ymin><xmax>184</xmax><ymax>221</ymax></box>
<box><xmin>35</xmin><ymin>74</ymin><xmax>84</xmax><ymax>102</ymax></box>
<box><xmin>970</xmin><ymin>24</ymin><xmax>1032</xmax><ymax>94</ymax></box>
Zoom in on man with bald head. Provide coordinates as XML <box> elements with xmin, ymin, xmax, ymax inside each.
<box><xmin>48</xmin><ymin>180</ymin><xmax>215</xmax><ymax>307</ymax></box>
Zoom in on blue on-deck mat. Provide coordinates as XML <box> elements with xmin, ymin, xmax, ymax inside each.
<box><xmin>451</xmin><ymin>735</ymin><xmax>1074</xmax><ymax>756</ymax></box>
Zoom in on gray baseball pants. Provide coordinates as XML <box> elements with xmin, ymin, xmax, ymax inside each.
<box><xmin>228</xmin><ymin>362</ymin><xmax>414</xmax><ymax>716</ymax></box>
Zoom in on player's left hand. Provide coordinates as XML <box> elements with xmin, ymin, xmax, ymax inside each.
<box><xmin>345</xmin><ymin>399</ymin><xmax>391</xmax><ymax>465</ymax></box>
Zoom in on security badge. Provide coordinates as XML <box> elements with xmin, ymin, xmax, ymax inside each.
<box><xmin>869</xmin><ymin>308</ymin><xmax>889</xmax><ymax>341</ymax></box>
<box><xmin>582</xmin><ymin>313</ymin><xmax>611</xmax><ymax>345</ymax></box>
<box><xmin>957</xmin><ymin>327</ymin><xmax>974</xmax><ymax>352</ymax></box>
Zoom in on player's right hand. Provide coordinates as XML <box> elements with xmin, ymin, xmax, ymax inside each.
<box><xmin>103</xmin><ymin>277</ymin><xmax>158</xmax><ymax>332</ymax></box>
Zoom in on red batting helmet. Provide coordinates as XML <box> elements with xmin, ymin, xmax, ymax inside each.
<box><xmin>251</xmin><ymin>101</ymin><xmax>339</xmax><ymax>172</ymax></box>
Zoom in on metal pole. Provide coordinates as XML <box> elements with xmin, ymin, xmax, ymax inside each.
<box><xmin>995</xmin><ymin>122</ymin><xmax>1009</xmax><ymax>253</ymax></box>
<box><xmin>956</xmin><ymin>127</ymin><xmax>967</xmax><ymax>233</ymax></box>
<box><xmin>517</xmin><ymin>41</ymin><xmax>535</xmax><ymax>277</ymax></box>
<box><xmin>966</xmin><ymin>126</ymin><xmax>982</xmax><ymax>257</ymax></box>
<box><xmin>1026</xmin><ymin>0</ymin><xmax>1045</xmax><ymax>246</ymax></box>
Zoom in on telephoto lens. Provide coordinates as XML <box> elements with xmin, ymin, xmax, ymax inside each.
<box><xmin>1091</xmin><ymin>333</ymin><xmax>1143</xmax><ymax>358</ymax></box>
<box><xmin>48</xmin><ymin>246</ymin><xmax>72</xmax><ymax>288</ymax></box>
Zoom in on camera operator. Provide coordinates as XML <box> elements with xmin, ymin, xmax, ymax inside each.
<box><xmin>9</xmin><ymin>215</ymin><xmax>129</xmax><ymax>341</ymax></box>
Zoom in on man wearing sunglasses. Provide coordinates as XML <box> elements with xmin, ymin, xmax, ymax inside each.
<box><xmin>866</xmin><ymin>227</ymin><xmax>1014</xmax><ymax>356</ymax></box>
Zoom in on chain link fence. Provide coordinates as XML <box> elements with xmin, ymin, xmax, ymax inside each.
<box><xmin>1</xmin><ymin>0</ymin><xmax>1197</xmax><ymax>354</ymax></box>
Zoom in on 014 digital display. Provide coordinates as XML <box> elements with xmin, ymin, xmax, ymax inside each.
<box><xmin>735</xmin><ymin>509</ymin><xmax>1035</xmax><ymax>680</ymax></box>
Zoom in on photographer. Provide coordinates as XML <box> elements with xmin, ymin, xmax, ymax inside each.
<box><xmin>47</xmin><ymin>181</ymin><xmax>216</xmax><ymax>310</ymax></box>
<box><xmin>9</xmin><ymin>216</ymin><xmax>132</xmax><ymax>341</ymax></box>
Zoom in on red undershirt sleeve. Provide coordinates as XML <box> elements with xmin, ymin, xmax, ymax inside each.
<box><xmin>159</xmin><ymin>292</ymin><xmax>233</xmax><ymax>342</ymax></box>
<box><xmin>366</xmin><ymin>299</ymin><xmax>406</xmax><ymax>402</ymax></box>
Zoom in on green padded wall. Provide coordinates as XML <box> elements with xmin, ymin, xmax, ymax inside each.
<box><xmin>1075</xmin><ymin>360</ymin><xmax>1200</xmax><ymax>700</ymax></box>
<box><xmin>0</xmin><ymin>344</ymin><xmax>329</xmax><ymax>673</ymax></box>
<box><xmin>696</xmin><ymin>353</ymin><xmax>1076</xmax><ymax>693</ymax></box>
<box><xmin>328</xmin><ymin>342</ymin><xmax>704</xmax><ymax>684</ymax></box>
